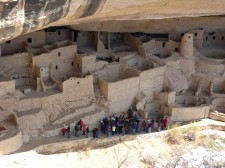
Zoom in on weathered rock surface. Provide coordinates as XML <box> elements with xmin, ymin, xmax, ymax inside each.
<box><xmin>1</xmin><ymin>0</ymin><xmax>225</xmax><ymax>43</ymax></box>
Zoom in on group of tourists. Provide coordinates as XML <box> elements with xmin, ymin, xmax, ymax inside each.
<box><xmin>61</xmin><ymin>119</ymin><xmax>99</xmax><ymax>139</ymax></box>
<box><xmin>99</xmin><ymin>109</ymin><xmax>168</xmax><ymax>138</ymax></box>
<box><xmin>61</xmin><ymin>107</ymin><xmax>168</xmax><ymax>139</ymax></box>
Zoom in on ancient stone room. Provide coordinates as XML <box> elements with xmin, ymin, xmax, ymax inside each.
<box><xmin>0</xmin><ymin>0</ymin><xmax>225</xmax><ymax>168</ymax></box>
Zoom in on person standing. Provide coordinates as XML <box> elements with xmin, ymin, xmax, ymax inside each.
<box><xmin>157</xmin><ymin>119</ymin><xmax>162</xmax><ymax>132</ymax></box>
<box><xmin>164</xmin><ymin>117</ymin><xmax>168</xmax><ymax>129</ymax></box>
<box><xmin>132</xmin><ymin>122</ymin><xmax>136</xmax><ymax>135</ymax></box>
<box><xmin>75</xmin><ymin>124</ymin><xmax>79</xmax><ymax>137</ymax></box>
<box><xmin>141</xmin><ymin>121</ymin><xmax>146</xmax><ymax>132</ymax></box>
<box><xmin>151</xmin><ymin>119</ymin><xmax>155</xmax><ymax>131</ymax></box>
<box><xmin>95</xmin><ymin>128</ymin><xmax>99</xmax><ymax>138</ymax></box>
<box><xmin>92</xmin><ymin>128</ymin><xmax>96</xmax><ymax>139</ymax></box>
<box><xmin>107</xmin><ymin>124</ymin><xmax>111</xmax><ymax>138</ymax></box>
<box><xmin>100</xmin><ymin>121</ymin><xmax>105</xmax><ymax>134</ymax></box>
<box><xmin>86</xmin><ymin>126</ymin><xmax>90</xmax><ymax>138</ymax></box>
<box><xmin>67</xmin><ymin>126</ymin><xmax>71</xmax><ymax>138</ymax></box>
<box><xmin>82</xmin><ymin>124</ymin><xmax>87</xmax><ymax>135</ymax></box>
<box><xmin>112</xmin><ymin>124</ymin><xmax>116</xmax><ymax>136</ymax></box>
<box><xmin>78</xmin><ymin>119</ymin><xmax>83</xmax><ymax>131</ymax></box>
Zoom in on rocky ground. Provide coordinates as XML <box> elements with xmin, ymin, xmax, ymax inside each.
<box><xmin>0</xmin><ymin>119</ymin><xmax>225</xmax><ymax>168</ymax></box>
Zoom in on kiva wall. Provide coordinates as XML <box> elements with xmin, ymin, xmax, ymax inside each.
<box><xmin>0</xmin><ymin>130</ymin><xmax>22</xmax><ymax>154</ymax></box>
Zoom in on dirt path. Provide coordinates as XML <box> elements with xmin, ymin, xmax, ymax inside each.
<box><xmin>15</xmin><ymin>127</ymin><xmax>159</xmax><ymax>154</ymax></box>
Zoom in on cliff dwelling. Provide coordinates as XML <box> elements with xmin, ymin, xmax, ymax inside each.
<box><xmin>1</xmin><ymin>1</ymin><xmax>225</xmax><ymax>162</ymax></box>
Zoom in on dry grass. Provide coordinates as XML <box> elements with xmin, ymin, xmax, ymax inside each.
<box><xmin>165</xmin><ymin>128</ymin><xmax>184</xmax><ymax>145</ymax></box>
<box><xmin>165</xmin><ymin>124</ymin><xmax>204</xmax><ymax>145</ymax></box>
<box><xmin>165</xmin><ymin>123</ymin><xmax>225</xmax><ymax>154</ymax></box>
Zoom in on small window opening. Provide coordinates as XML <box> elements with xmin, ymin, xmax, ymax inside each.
<box><xmin>213</xmin><ymin>36</ymin><xmax>215</xmax><ymax>40</ymax></box>
<box><xmin>222</xmin><ymin>36</ymin><xmax>224</xmax><ymax>40</ymax></box>
<box><xmin>77</xmin><ymin>82</ymin><xmax>80</xmax><ymax>84</ymax></box>
<box><xmin>188</xmin><ymin>36</ymin><xmax>191</xmax><ymax>38</ymax></box>
<box><xmin>71</xmin><ymin>61</ymin><xmax>74</xmax><ymax>66</ymax></box>
<box><xmin>175</xmin><ymin>48</ymin><xmax>179</xmax><ymax>52</ymax></box>
<box><xmin>181</xmin><ymin>33</ymin><xmax>184</xmax><ymax>37</ymax></box>
<box><xmin>206</xmin><ymin>37</ymin><xmax>208</xmax><ymax>41</ymax></box>
<box><xmin>6</xmin><ymin>40</ymin><xmax>11</xmax><ymax>44</ymax></box>
<box><xmin>195</xmin><ymin>33</ymin><xmax>197</xmax><ymax>37</ymax></box>
<box><xmin>55</xmin><ymin>66</ymin><xmax>58</xmax><ymax>70</ymax></box>
<box><xmin>162</xmin><ymin>42</ymin><xmax>166</xmax><ymax>47</ymax></box>
<box><xmin>58</xmin><ymin>52</ymin><xmax>60</xmax><ymax>56</ymax></box>
<box><xmin>208</xmin><ymin>32</ymin><xmax>215</xmax><ymax>35</ymax></box>
<box><xmin>27</xmin><ymin>38</ymin><xmax>32</xmax><ymax>43</ymax></box>
<box><xmin>58</xmin><ymin>31</ymin><xmax>61</xmax><ymax>35</ymax></box>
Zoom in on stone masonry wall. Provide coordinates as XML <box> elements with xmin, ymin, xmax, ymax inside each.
<box><xmin>107</xmin><ymin>77</ymin><xmax>140</xmax><ymax>113</ymax></box>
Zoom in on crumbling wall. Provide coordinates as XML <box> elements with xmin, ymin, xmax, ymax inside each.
<box><xmin>1</xmin><ymin>31</ymin><xmax>45</xmax><ymax>56</ymax></box>
<box><xmin>38</xmin><ymin>67</ymin><xmax>50</xmax><ymax>80</ymax></box>
<box><xmin>50</xmin><ymin>45</ymin><xmax>76</xmax><ymax>80</ymax></box>
<box><xmin>203</xmin><ymin>31</ymin><xmax>225</xmax><ymax>49</ymax></box>
<box><xmin>32</xmin><ymin>51</ymin><xmax>50</xmax><ymax>67</ymax></box>
<box><xmin>97</xmin><ymin>32</ymin><xmax>107</xmax><ymax>51</ymax></box>
<box><xmin>179</xmin><ymin>59</ymin><xmax>195</xmax><ymax>80</ymax></box>
<box><xmin>33</xmin><ymin>44</ymin><xmax>77</xmax><ymax>80</ymax></box>
<box><xmin>62</xmin><ymin>75</ymin><xmax>95</xmax><ymax>99</ymax></box>
<box><xmin>0</xmin><ymin>130</ymin><xmax>22</xmax><ymax>154</ymax></box>
<box><xmin>0</xmin><ymin>53</ymin><xmax>31</xmax><ymax>76</ymax></box>
<box><xmin>139</xmin><ymin>66</ymin><xmax>166</xmax><ymax>101</ymax></box>
<box><xmin>74</xmin><ymin>54</ymin><xmax>82</xmax><ymax>73</ymax></box>
<box><xmin>212</xmin><ymin>77</ymin><xmax>225</xmax><ymax>93</ymax></box>
<box><xmin>0</xmin><ymin>80</ymin><xmax>15</xmax><ymax>96</ymax></box>
<box><xmin>188</xmin><ymin>29</ymin><xmax>204</xmax><ymax>51</ymax></box>
<box><xmin>195</xmin><ymin>61</ymin><xmax>224</xmax><ymax>75</ymax></box>
<box><xmin>81</xmin><ymin>55</ymin><xmax>96</xmax><ymax>74</ymax></box>
<box><xmin>190</xmin><ymin>74</ymin><xmax>212</xmax><ymax>93</ymax></box>
<box><xmin>170</xmin><ymin>105</ymin><xmax>210</xmax><ymax>121</ymax></box>
<box><xmin>143</xmin><ymin>40</ymin><xmax>179</xmax><ymax>58</ymax></box>
<box><xmin>77</xmin><ymin>31</ymin><xmax>92</xmax><ymax>48</ymax></box>
<box><xmin>124</xmin><ymin>33</ymin><xmax>142</xmax><ymax>50</ymax></box>
<box><xmin>45</xmin><ymin>29</ymin><xmax>72</xmax><ymax>44</ymax></box>
<box><xmin>164</xmin><ymin>67</ymin><xmax>188</xmax><ymax>92</ymax></box>
<box><xmin>157</xmin><ymin>91</ymin><xmax>176</xmax><ymax>105</ymax></box>
<box><xmin>95</xmin><ymin>64</ymin><xmax>124</xmax><ymax>82</ymax></box>
<box><xmin>107</xmin><ymin>77</ymin><xmax>139</xmax><ymax>113</ymax></box>
<box><xmin>125</xmin><ymin>56</ymin><xmax>152</xmax><ymax>71</ymax></box>
<box><xmin>98</xmin><ymin>78</ymin><xmax>108</xmax><ymax>99</ymax></box>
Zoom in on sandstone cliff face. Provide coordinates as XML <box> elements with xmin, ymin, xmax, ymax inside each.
<box><xmin>1</xmin><ymin>0</ymin><xmax>225</xmax><ymax>44</ymax></box>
